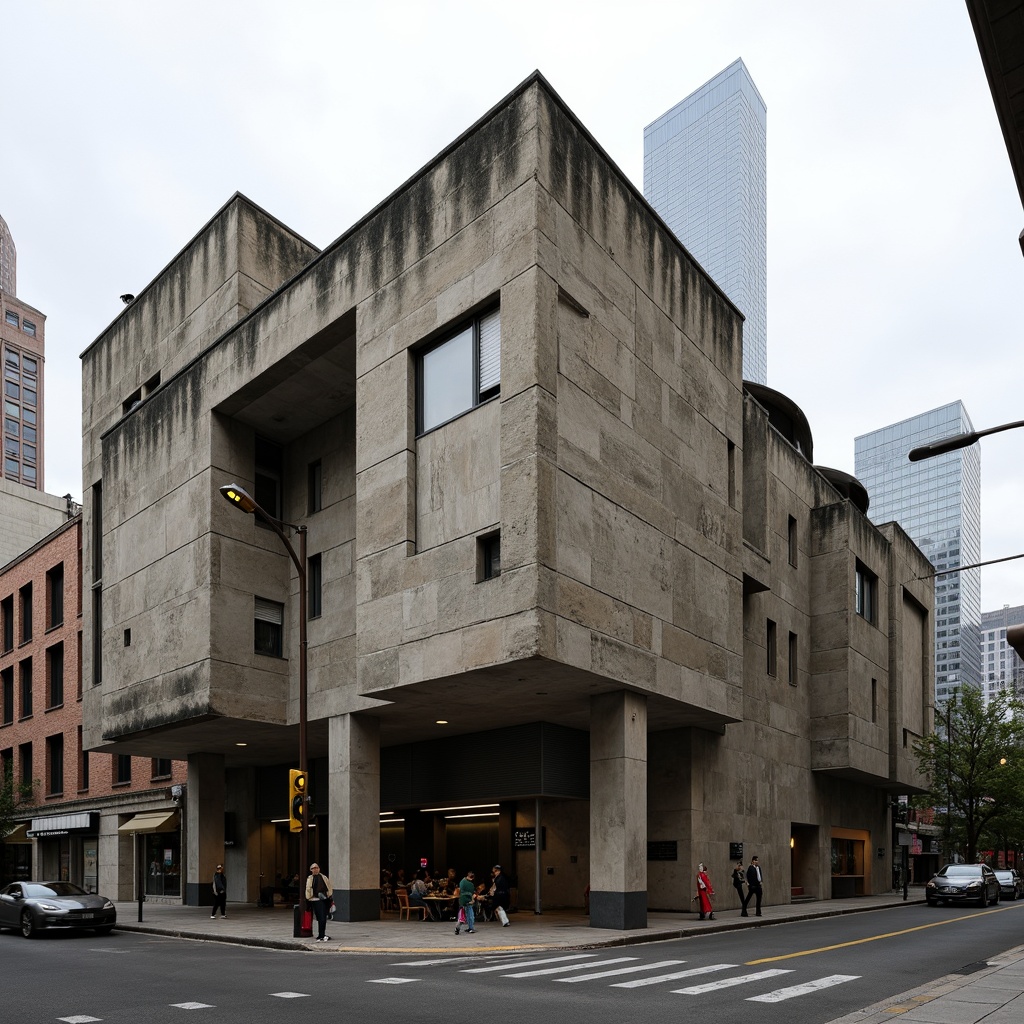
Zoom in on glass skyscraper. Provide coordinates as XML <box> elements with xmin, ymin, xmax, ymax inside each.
<box><xmin>854</xmin><ymin>402</ymin><xmax>982</xmax><ymax>704</ymax></box>
<box><xmin>980</xmin><ymin>604</ymin><xmax>1024</xmax><ymax>702</ymax></box>
<box><xmin>643</xmin><ymin>58</ymin><xmax>767</xmax><ymax>384</ymax></box>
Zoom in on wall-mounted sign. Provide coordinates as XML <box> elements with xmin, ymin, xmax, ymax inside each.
<box><xmin>647</xmin><ymin>841</ymin><xmax>678</xmax><ymax>861</ymax></box>
<box><xmin>515</xmin><ymin>827</ymin><xmax>546</xmax><ymax>850</ymax></box>
<box><xmin>729</xmin><ymin>842</ymin><xmax>744</xmax><ymax>861</ymax></box>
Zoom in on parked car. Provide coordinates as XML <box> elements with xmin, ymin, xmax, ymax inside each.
<box><xmin>0</xmin><ymin>881</ymin><xmax>116</xmax><ymax>938</ymax></box>
<box><xmin>925</xmin><ymin>864</ymin><xmax>1000</xmax><ymax>907</ymax></box>
<box><xmin>993</xmin><ymin>869</ymin><xmax>1024</xmax><ymax>901</ymax></box>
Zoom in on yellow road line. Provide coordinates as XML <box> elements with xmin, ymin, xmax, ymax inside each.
<box><xmin>746</xmin><ymin>906</ymin><xmax>1009</xmax><ymax>964</ymax></box>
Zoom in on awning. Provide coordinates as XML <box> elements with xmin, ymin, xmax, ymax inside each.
<box><xmin>28</xmin><ymin>812</ymin><xmax>99</xmax><ymax>837</ymax></box>
<box><xmin>118</xmin><ymin>810</ymin><xmax>179</xmax><ymax>834</ymax></box>
<box><xmin>2</xmin><ymin>823</ymin><xmax>30</xmax><ymax>844</ymax></box>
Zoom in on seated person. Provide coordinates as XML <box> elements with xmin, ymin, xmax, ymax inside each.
<box><xmin>408</xmin><ymin>870</ymin><xmax>430</xmax><ymax>917</ymax></box>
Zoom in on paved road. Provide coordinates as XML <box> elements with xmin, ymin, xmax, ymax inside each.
<box><xmin>7</xmin><ymin>900</ymin><xmax>1024</xmax><ymax>1024</ymax></box>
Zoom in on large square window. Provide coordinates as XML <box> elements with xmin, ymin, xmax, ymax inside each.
<box><xmin>418</xmin><ymin>307</ymin><xmax>500</xmax><ymax>433</ymax></box>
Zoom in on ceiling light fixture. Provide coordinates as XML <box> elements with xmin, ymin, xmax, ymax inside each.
<box><xmin>420</xmin><ymin>803</ymin><xmax>499</xmax><ymax>813</ymax></box>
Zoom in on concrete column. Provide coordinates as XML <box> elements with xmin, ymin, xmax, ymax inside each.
<box><xmin>185</xmin><ymin>752</ymin><xmax>225</xmax><ymax>907</ymax></box>
<box><xmin>589</xmin><ymin>690</ymin><xmax>647</xmax><ymax>929</ymax></box>
<box><xmin>225</xmin><ymin>766</ymin><xmax>258</xmax><ymax>902</ymax></box>
<box><xmin>328</xmin><ymin>713</ymin><xmax>380</xmax><ymax>920</ymax></box>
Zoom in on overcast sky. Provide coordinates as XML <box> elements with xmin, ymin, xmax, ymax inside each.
<box><xmin>3</xmin><ymin>1</ymin><xmax>1022</xmax><ymax>610</ymax></box>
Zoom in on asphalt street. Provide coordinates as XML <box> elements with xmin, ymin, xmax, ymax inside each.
<box><xmin>6</xmin><ymin>900</ymin><xmax>1024</xmax><ymax>1024</ymax></box>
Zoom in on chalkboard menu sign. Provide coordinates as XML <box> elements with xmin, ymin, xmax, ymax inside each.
<box><xmin>514</xmin><ymin>828</ymin><xmax>536</xmax><ymax>849</ymax></box>
<box><xmin>647</xmin><ymin>840</ymin><xmax>678</xmax><ymax>861</ymax></box>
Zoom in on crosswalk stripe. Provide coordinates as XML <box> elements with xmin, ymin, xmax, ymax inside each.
<box><xmin>503</xmin><ymin>957</ymin><xmax>638</xmax><ymax>978</ymax></box>
<box><xmin>461</xmin><ymin>954</ymin><xmax>598</xmax><ymax>974</ymax></box>
<box><xmin>673</xmin><ymin>969</ymin><xmax>793</xmax><ymax>994</ymax></box>
<box><xmin>612</xmin><ymin>964</ymin><xmax>736</xmax><ymax>989</ymax></box>
<box><xmin>747</xmin><ymin>974</ymin><xmax>861</xmax><ymax>1003</ymax></box>
<box><xmin>556</xmin><ymin>959</ymin><xmax>688</xmax><ymax>983</ymax></box>
<box><xmin>390</xmin><ymin>957</ymin><xmax>474</xmax><ymax>966</ymax></box>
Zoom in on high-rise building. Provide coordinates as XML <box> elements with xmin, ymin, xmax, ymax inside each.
<box><xmin>0</xmin><ymin>212</ymin><xmax>45</xmax><ymax>490</ymax></box>
<box><xmin>854</xmin><ymin>402</ymin><xmax>982</xmax><ymax>704</ymax></box>
<box><xmin>643</xmin><ymin>58</ymin><xmax>767</xmax><ymax>384</ymax></box>
<box><xmin>980</xmin><ymin>604</ymin><xmax>1024</xmax><ymax>702</ymax></box>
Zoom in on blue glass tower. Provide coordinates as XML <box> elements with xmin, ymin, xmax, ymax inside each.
<box><xmin>643</xmin><ymin>58</ymin><xmax>767</xmax><ymax>384</ymax></box>
<box><xmin>854</xmin><ymin>402</ymin><xmax>982</xmax><ymax>704</ymax></box>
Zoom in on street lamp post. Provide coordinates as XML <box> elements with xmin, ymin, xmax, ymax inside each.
<box><xmin>219</xmin><ymin>483</ymin><xmax>310</xmax><ymax>936</ymax></box>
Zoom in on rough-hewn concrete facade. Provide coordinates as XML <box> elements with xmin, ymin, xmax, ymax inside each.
<box><xmin>80</xmin><ymin>75</ymin><xmax>932</xmax><ymax>925</ymax></box>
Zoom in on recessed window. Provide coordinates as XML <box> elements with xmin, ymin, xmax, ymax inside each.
<box><xmin>1</xmin><ymin>667</ymin><xmax>12</xmax><ymax>725</ymax></box>
<box><xmin>78</xmin><ymin>727</ymin><xmax>89</xmax><ymax>791</ymax></box>
<box><xmin>307</xmin><ymin>460</ymin><xmax>322</xmax><ymax>514</ymax></box>
<box><xmin>151</xmin><ymin>757</ymin><xmax>172</xmax><ymax>779</ymax></box>
<box><xmin>478</xmin><ymin>532</ymin><xmax>501</xmax><ymax>581</ymax></box>
<box><xmin>143</xmin><ymin>372</ymin><xmax>161</xmax><ymax>395</ymax></box>
<box><xmin>122</xmin><ymin>389</ymin><xmax>142</xmax><ymax>415</ymax></box>
<box><xmin>4</xmin><ymin>311</ymin><xmax>18</xmax><ymax>327</ymax></box>
<box><xmin>19</xmin><ymin>659</ymin><xmax>31</xmax><ymax>719</ymax></box>
<box><xmin>47</xmin><ymin>563</ymin><xmax>64</xmax><ymax>629</ymax></box>
<box><xmin>871</xmin><ymin>678</ymin><xmax>878</xmax><ymax>723</ymax></box>
<box><xmin>308</xmin><ymin>554</ymin><xmax>322</xmax><ymax>619</ymax></box>
<box><xmin>46</xmin><ymin>733</ymin><xmax>64</xmax><ymax>796</ymax></box>
<box><xmin>766</xmin><ymin>619</ymin><xmax>777</xmax><ymax>676</ymax></box>
<box><xmin>788</xmin><ymin>631</ymin><xmax>798</xmax><ymax>686</ymax></box>
<box><xmin>123</xmin><ymin>628</ymin><xmax>131</xmax><ymax>647</ymax></box>
<box><xmin>115</xmin><ymin>753</ymin><xmax>132</xmax><ymax>785</ymax></box>
<box><xmin>788</xmin><ymin>516</ymin><xmax>798</xmax><ymax>567</ymax></box>
<box><xmin>19</xmin><ymin>582</ymin><xmax>32</xmax><ymax>642</ymax></box>
<box><xmin>255</xmin><ymin>436</ymin><xmax>283</xmax><ymax>522</ymax></box>
<box><xmin>418</xmin><ymin>307</ymin><xmax>500</xmax><ymax>434</ymax></box>
<box><xmin>254</xmin><ymin>597</ymin><xmax>284</xmax><ymax>657</ymax></box>
<box><xmin>855</xmin><ymin>561</ymin><xmax>877</xmax><ymax>624</ymax></box>
<box><xmin>1</xmin><ymin>594</ymin><xmax>12</xmax><ymax>652</ymax></box>
<box><xmin>22</xmin><ymin>320</ymin><xmax>36</xmax><ymax>337</ymax></box>
<box><xmin>19</xmin><ymin>742</ymin><xmax>32</xmax><ymax>792</ymax></box>
<box><xmin>46</xmin><ymin>643</ymin><xmax>64</xmax><ymax>709</ymax></box>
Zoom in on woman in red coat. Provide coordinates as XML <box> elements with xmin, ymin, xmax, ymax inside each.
<box><xmin>696</xmin><ymin>862</ymin><xmax>715</xmax><ymax>920</ymax></box>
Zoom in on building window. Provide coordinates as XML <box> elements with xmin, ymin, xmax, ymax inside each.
<box><xmin>115</xmin><ymin>754</ymin><xmax>132</xmax><ymax>785</ymax></box>
<box><xmin>766</xmin><ymin>619</ymin><xmax>777</xmax><ymax>676</ymax></box>
<box><xmin>123</xmin><ymin>628</ymin><xmax>131</xmax><ymax>647</ymax></box>
<box><xmin>92</xmin><ymin>589</ymin><xmax>103</xmax><ymax>686</ymax></box>
<box><xmin>22</xmin><ymin>320</ymin><xmax>36</xmax><ymax>337</ymax></box>
<box><xmin>19</xmin><ymin>742</ymin><xmax>32</xmax><ymax>794</ymax></box>
<box><xmin>78</xmin><ymin>727</ymin><xmax>89</xmax><ymax>791</ymax></box>
<box><xmin>1</xmin><ymin>594</ymin><xmax>12</xmax><ymax>652</ymax></box>
<box><xmin>1</xmin><ymin>667</ymin><xmax>12</xmax><ymax>725</ymax></box>
<box><xmin>122</xmin><ymin>388</ymin><xmax>142</xmax><ymax>415</ymax></box>
<box><xmin>308</xmin><ymin>554</ymin><xmax>322</xmax><ymax>619</ymax></box>
<box><xmin>788</xmin><ymin>516</ymin><xmax>798</xmax><ymax>567</ymax></box>
<box><xmin>47</xmin><ymin>734</ymin><xmax>64</xmax><ymax>795</ymax></box>
<box><xmin>4</xmin><ymin>311</ymin><xmax>17</xmax><ymax>327</ymax></box>
<box><xmin>151</xmin><ymin>758</ymin><xmax>172</xmax><ymax>779</ymax></box>
<box><xmin>254</xmin><ymin>435</ymin><xmax>283</xmax><ymax>522</ymax></box>
<box><xmin>143</xmin><ymin>372</ymin><xmax>161</xmax><ymax>395</ymax></box>
<box><xmin>307</xmin><ymin>460</ymin><xmax>322</xmax><ymax>514</ymax></box>
<box><xmin>417</xmin><ymin>306</ymin><xmax>500</xmax><ymax>433</ymax></box>
<box><xmin>478</xmin><ymin>532</ymin><xmax>501</xmax><ymax>581</ymax></box>
<box><xmin>19</xmin><ymin>582</ymin><xmax>32</xmax><ymax>642</ymax></box>
<box><xmin>47</xmin><ymin>643</ymin><xmax>64</xmax><ymax>709</ymax></box>
<box><xmin>47</xmin><ymin>562</ymin><xmax>64</xmax><ymax>629</ymax></box>
<box><xmin>19</xmin><ymin>659</ymin><xmax>31</xmax><ymax>719</ymax></box>
<box><xmin>727</xmin><ymin>440</ymin><xmax>737</xmax><ymax>510</ymax></box>
<box><xmin>855</xmin><ymin>561</ymin><xmax>877</xmax><ymax>624</ymax></box>
<box><xmin>254</xmin><ymin>597</ymin><xmax>284</xmax><ymax>658</ymax></box>
<box><xmin>76</xmin><ymin>631</ymin><xmax>83</xmax><ymax>700</ymax></box>
<box><xmin>871</xmin><ymin>678</ymin><xmax>878</xmax><ymax>723</ymax></box>
<box><xmin>788</xmin><ymin>632</ymin><xmax>798</xmax><ymax>685</ymax></box>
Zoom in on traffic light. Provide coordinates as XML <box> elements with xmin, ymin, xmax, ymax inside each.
<box><xmin>289</xmin><ymin>769</ymin><xmax>307</xmax><ymax>833</ymax></box>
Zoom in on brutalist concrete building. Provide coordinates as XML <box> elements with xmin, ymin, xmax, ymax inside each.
<box><xmin>80</xmin><ymin>74</ymin><xmax>933</xmax><ymax>928</ymax></box>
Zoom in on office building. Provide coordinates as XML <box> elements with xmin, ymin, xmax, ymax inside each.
<box><xmin>79</xmin><ymin>74</ymin><xmax>931</xmax><ymax>926</ymax></box>
<box><xmin>980</xmin><ymin>604</ymin><xmax>1024</xmax><ymax>702</ymax></box>
<box><xmin>854</xmin><ymin>402</ymin><xmax>982</xmax><ymax>704</ymax></box>
<box><xmin>643</xmin><ymin>59</ymin><xmax>767</xmax><ymax>384</ymax></box>
<box><xmin>1</xmin><ymin>211</ymin><xmax>46</xmax><ymax>490</ymax></box>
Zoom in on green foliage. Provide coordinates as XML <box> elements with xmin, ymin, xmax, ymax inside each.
<box><xmin>0</xmin><ymin>763</ymin><xmax>33</xmax><ymax>843</ymax></box>
<box><xmin>914</xmin><ymin>687</ymin><xmax>1024</xmax><ymax>863</ymax></box>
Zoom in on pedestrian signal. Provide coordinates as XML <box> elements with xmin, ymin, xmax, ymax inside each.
<box><xmin>289</xmin><ymin>769</ymin><xmax>307</xmax><ymax>833</ymax></box>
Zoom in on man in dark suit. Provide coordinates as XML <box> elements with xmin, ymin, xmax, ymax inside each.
<box><xmin>744</xmin><ymin>856</ymin><xmax>763</xmax><ymax>917</ymax></box>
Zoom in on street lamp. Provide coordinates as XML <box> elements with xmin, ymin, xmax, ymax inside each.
<box><xmin>219</xmin><ymin>482</ymin><xmax>310</xmax><ymax>936</ymax></box>
<box><xmin>907</xmin><ymin>418</ymin><xmax>1024</xmax><ymax>461</ymax></box>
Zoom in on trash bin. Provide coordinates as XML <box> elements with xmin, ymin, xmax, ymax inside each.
<box><xmin>293</xmin><ymin>904</ymin><xmax>313</xmax><ymax>938</ymax></box>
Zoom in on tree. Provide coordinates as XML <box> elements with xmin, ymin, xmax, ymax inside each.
<box><xmin>914</xmin><ymin>687</ymin><xmax>1024</xmax><ymax>864</ymax></box>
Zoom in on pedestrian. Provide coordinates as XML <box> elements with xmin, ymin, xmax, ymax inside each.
<box><xmin>732</xmin><ymin>860</ymin><xmax>747</xmax><ymax>914</ymax></box>
<box><xmin>695</xmin><ymin>862</ymin><xmax>715</xmax><ymax>920</ymax></box>
<box><xmin>454</xmin><ymin>869</ymin><xmax>476</xmax><ymax>935</ymax></box>
<box><xmin>408</xmin><ymin>869</ymin><xmax>430</xmax><ymax>919</ymax></box>
<box><xmin>305</xmin><ymin>862</ymin><xmax>334</xmax><ymax>942</ymax></box>
<box><xmin>489</xmin><ymin>865</ymin><xmax>511</xmax><ymax>926</ymax></box>
<box><xmin>745</xmin><ymin>855</ymin><xmax>764</xmax><ymax>916</ymax></box>
<box><xmin>210</xmin><ymin>864</ymin><xmax>227</xmax><ymax>919</ymax></box>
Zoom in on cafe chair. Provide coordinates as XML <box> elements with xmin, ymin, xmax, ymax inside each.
<box><xmin>397</xmin><ymin>890</ymin><xmax>428</xmax><ymax>921</ymax></box>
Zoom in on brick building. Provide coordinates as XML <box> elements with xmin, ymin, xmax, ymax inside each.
<box><xmin>1</xmin><ymin>514</ymin><xmax>186</xmax><ymax>896</ymax></box>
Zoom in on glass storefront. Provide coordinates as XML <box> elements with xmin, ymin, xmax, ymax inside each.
<box><xmin>144</xmin><ymin>831</ymin><xmax>181</xmax><ymax>897</ymax></box>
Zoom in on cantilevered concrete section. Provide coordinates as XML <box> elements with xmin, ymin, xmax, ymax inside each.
<box><xmin>81</xmin><ymin>73</ymin><xmax>933</xmax><ymax>927</ymax></box>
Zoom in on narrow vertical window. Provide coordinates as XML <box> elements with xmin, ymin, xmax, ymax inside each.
<box><xmin>19</xmin><ymin>658</ymin><xmax>31</xmax><ymax>718</ymax></box>
<box><xmin>46</xmin><ymin>733</ymin><xmax>64</xmax><ymax>795</ymax></box>
<box><xmin>19</xmin><ymin>582</ymin><xmax>32</xmax><ymax>642</ymax></box>
<box><xmin>727</xmin><ymin>440</ymin><xmax>737</xmax><ymax>510</ymax></box>
<box><xmin>855</xmin><ymin>561</ymin><xmax>877</xmax><ymax>624</ymax></box>
<box><xmin>308</xmin><ymin>553</ymin><xmax>323</xmax><ymax>619</ymax></box>
<box><xmin>115</xmin><ymin>754</ymin><xmax>132</xmax><ymax>784</ymax></box>
<box><xmin>307</xmin><ymin>460</ymin><xmax>322</xmax><ymax>514</ymax></box>
<box><xmin>871</xmin><ymin>678</ymin><xmax>878</xmax><ymax>723</ymax></box>
<box><xmin>478</xmin><ymin>532</ymin><xmax>501</xmax><ymax>581</ymax></box>
<box><xmin>766</xmin><ymin>619</ymin><xmax>777</xmax><ymax>676</ymax></box>
<box><xmin>78</xmin><ymin>727</ymin><xmax>90</xmax><ymax>791</ymax></box>
<box><xmin>92</xmin><ymin>589</ymin><xmax>103</xmax><ymax>685</ymax></box>
<box><xmin>788</xmin><ymin>632</ymin><xmax>798</xmax><ymax>686</ymax></box>
<box><xmin>1</xmin><ymin>667</ymin><xmax>12</xmax><ymax>725</ymax></box>
<box><xmin>787</xmin><ymin>516</ymin><xmax>798</xmax><ymax>567</ymax></box>
<box><xmin>47</xmin><ymin>643</ymin><xmax>64</xmax><ymax>708</ymax></box>
<box><xmin>255</xmin><ymin>436</ymin><xmax>283</xmax><ymax>522</ymax></box>
<box><xmin>1</xmin><ymin>595</ymin><xmax>13</xmax><ymax>652</ymax></box>
<box><xmin>47</xmin><ymin>562</ymin><xmax>64</xmax><ymax>628</ymax></box>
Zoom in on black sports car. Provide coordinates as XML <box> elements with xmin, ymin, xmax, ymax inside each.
<box><xmin>0</xmin><ymin>881</ymin><xmax>116</xmax><ymax>938</ymax></box>
<box><xmin>925</xmin><ymin>863</ymin><xmax>1000</xmax><ymax>907</ymax></box>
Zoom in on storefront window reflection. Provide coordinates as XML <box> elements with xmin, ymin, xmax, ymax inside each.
<box><xmin>144</xmin><ymin>833</ymin><xmax>181</xmax><ymax>897</ymax></box>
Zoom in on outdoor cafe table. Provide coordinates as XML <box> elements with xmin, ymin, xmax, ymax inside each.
<box><xmin>422</xmin><ymin>894</ymin><xmax>457</xmax><ymax>921</ymax></box>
